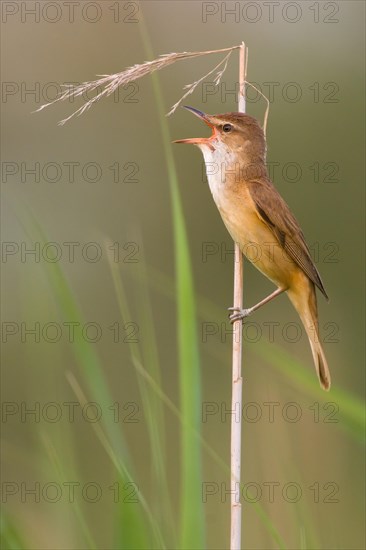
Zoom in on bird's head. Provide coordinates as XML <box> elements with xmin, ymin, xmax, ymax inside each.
<box><xmin>173</xmin><ymin>106</ymin><xmax>266</xmax><ymax>163</ymax></box>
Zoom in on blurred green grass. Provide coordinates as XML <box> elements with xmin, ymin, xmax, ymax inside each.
<box><xmin>2</xmin><ymin>5</ymin><xmax>365</xmax><ymax>548</ymax></box>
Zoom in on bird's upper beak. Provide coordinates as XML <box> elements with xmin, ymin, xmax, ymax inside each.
<box><xmin>173</xmin><ymin>106</ymin><xmax>218</xmax><ymax>145</ymax></box>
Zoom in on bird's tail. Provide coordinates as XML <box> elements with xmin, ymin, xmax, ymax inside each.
<box><xmin>288</xmin><ymin>282</ymin><xmax>331</xmax><ymax>391</ymax></box>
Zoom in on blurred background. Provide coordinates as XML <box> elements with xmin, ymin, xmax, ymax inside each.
<box><xmin>1</xmin><ymin>1</ymin><xmax>365</xmax><ymax>549</ymax></box>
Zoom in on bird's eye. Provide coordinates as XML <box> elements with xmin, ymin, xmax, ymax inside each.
<box><xmin>222</xmin><ymin>123</ymin><xmax>232</xmax><ymax>133</ymax></box>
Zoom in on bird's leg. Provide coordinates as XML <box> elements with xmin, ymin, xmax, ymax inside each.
<box><xmin>228</xmin><ymin>287</ymin><xmax>286</xmax><ymax>324</ymax></box>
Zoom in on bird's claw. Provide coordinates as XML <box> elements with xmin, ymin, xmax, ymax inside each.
<box><xmin>228</xmin><ymin>307</ymin><xmax>252</xmax><ymax>324</ymax></box>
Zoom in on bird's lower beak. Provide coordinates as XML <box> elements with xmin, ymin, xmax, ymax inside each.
<box><xmin>173</xmin><ymin>105</ymin><xmax>217</xmax><ymax>145</ymax></box>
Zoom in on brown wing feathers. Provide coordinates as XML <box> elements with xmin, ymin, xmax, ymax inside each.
<box><xmin>248</xmin><ymin>179</ymin><xmax>328</xmax><ymax>300</ymax></box>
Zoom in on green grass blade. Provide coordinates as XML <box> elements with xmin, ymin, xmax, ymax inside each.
<box><xmin>174</xmin><ymin>208</ymin><xmax>205</xmax><ymax>549</ymax></box>
<box><xmin>139</xmin><ymin>15</ymin><xmax>205</xmax><ymax>548</ymax></box>
<box><xmin>115</xmin><ymin>473</ymin><xmax>150</xmax><ymax>550</ymax></box>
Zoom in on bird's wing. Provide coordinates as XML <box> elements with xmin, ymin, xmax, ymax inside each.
<box><xmin>247</xmin><ymin>178</ymin><xmax>328</xmax><ymax>299</ymax></box>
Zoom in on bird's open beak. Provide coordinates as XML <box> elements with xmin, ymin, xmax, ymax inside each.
<box><xmin>173</xmin><ymin>106</ymin><xmax>217</xmax><ymax>145</ymax></box>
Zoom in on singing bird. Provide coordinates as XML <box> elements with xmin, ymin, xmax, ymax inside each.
<box><xmin>174</xmin><ymin>106</ymin><xmax>331</xmax><ymax>391</ymax></box>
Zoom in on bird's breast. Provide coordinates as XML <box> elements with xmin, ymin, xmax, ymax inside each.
<box><xmin>201</xmin><ymin>145</ymin><xmax>259</xmax><ymax>240</ymax></box>
<box><xmin>201</xmin><ymin>148</ymin><xmax>296</xmax><ymax>288</ymax></box>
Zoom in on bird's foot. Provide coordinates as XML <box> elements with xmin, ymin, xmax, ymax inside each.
<box><xmin>228</xmin><ymin>307</ymin><xmax>253</xmax><ymax>324</ymax></box>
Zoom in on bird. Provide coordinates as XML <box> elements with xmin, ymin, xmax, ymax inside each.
<box><xmin>174</xmin><ymin>106</ymin><xmax>331</xmax><ymax>391</ymax></box>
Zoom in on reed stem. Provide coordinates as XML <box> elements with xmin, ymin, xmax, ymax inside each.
<box><xmin>230</xmin><ymin>41</ymin><xmax>248</xmax><ymax>550</ymax></box>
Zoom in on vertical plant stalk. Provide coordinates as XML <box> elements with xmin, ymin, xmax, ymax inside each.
<box><xmin>230</xmin><ymin>41</ymin><xmax>248</xmax><ymax>550</ymax></box>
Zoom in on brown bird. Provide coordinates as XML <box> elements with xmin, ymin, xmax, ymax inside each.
<box><xmin>174</xmin><ymin>106</ymin><xmax>331</xmax><ymax>391</ymax></box>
